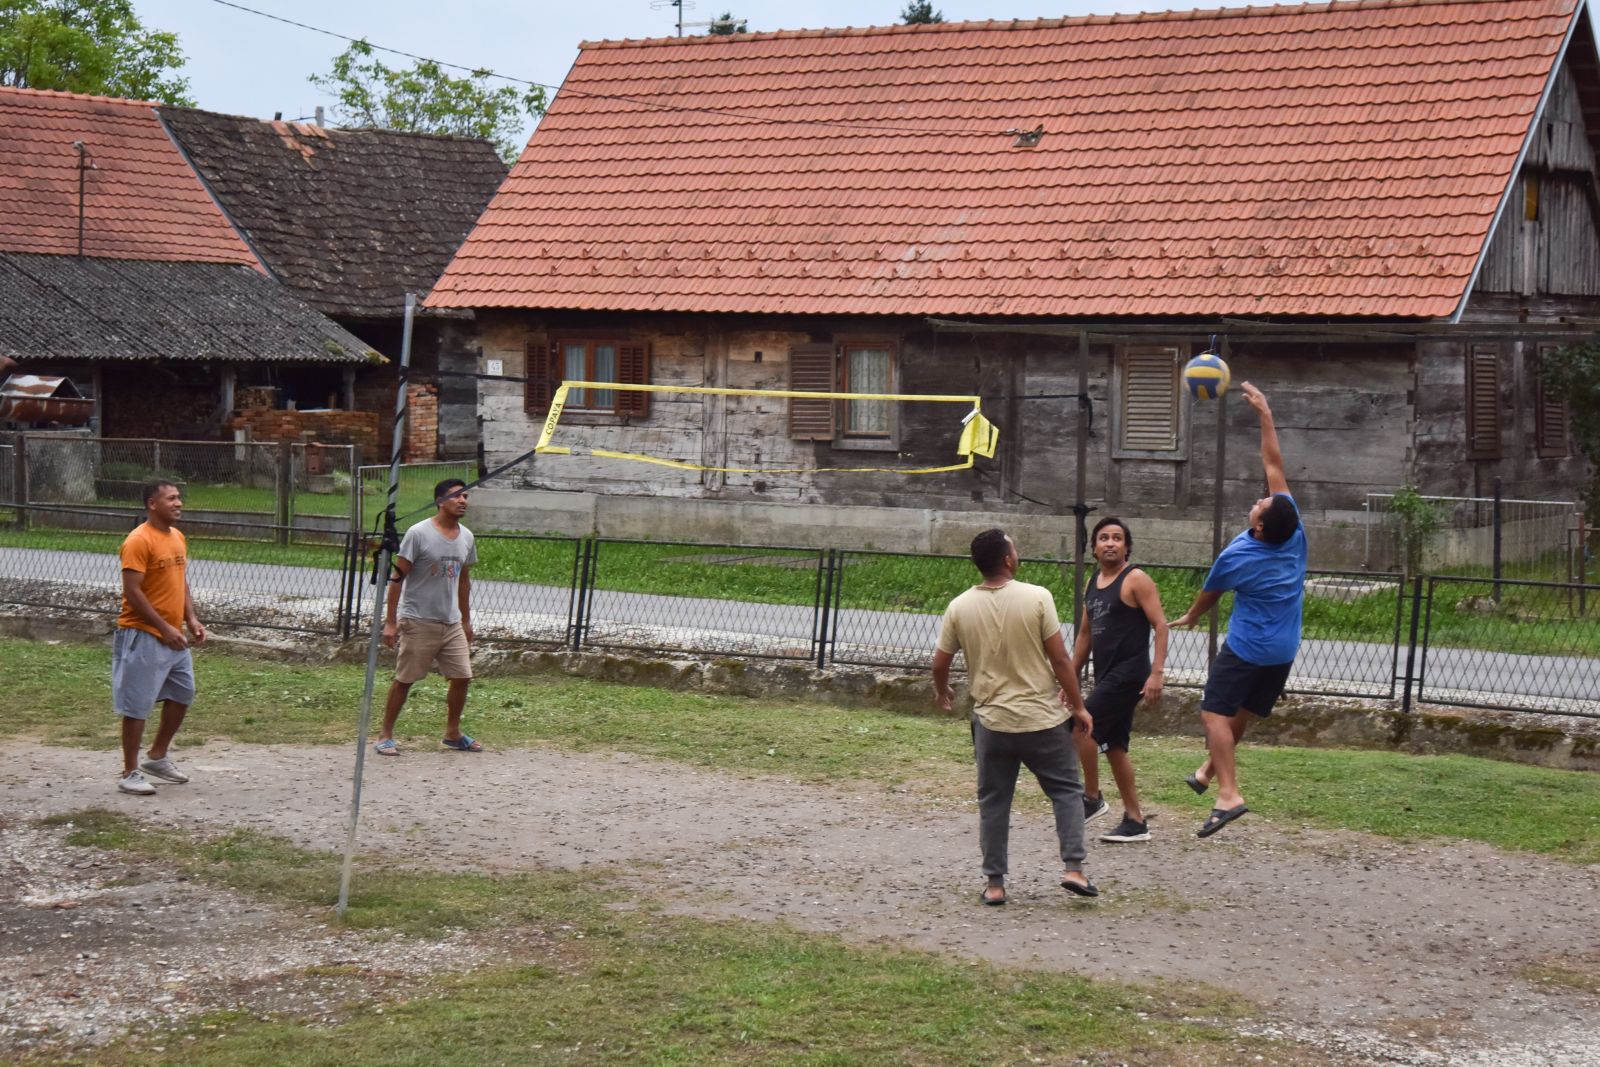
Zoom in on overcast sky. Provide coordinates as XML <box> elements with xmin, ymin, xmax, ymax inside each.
<box><xmin>133</xmin><ymin>1</ymin><xmax>1165</xmax><ymax>135</ymax></box>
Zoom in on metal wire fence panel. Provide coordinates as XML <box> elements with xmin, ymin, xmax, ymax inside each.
<box><xmin>357</xmin><ymin>461</ymin><xmax>478</xmax><ymax>531</ymax></box>
<box><xmin>829</xmin><ymin>549</ymin><xmax>988</xmax><ymax>669</ymax></box>
<box><xmin>460</xmin><ymin>533</ymin><xmax>584</xmax><ymax>648</ymax></box>
<box><xmin>1364</xmin><ymin>492</ymin><xmax>1578</xmax><ymax>581</ymax></box>
<box><xmin>579</xmin><ymin>540</ymin><xmax>825</xmax><ymax>661</ymax></box>
<box><xmin>0</xmin><ymin>504</ymin><xmax>347</xmax><ymax>633</ymax></box>
<box><xmin>18</xmin><ymin>435</ymin><xmax>286</xmax><ymax>513</ymax></box>
<box><xmin>1291</xmin><ymin>571</ymin><xmax>1404</xmax><ymax>699</ymax></box>
<box><xmin>289</xmin><ymin>444</ymin><xmax>357</xmax><ymax>539</ymax></box>
<box><xmin>1419</xmin><ymin>576</ymin><xmax>1600</xmax><ymax>718</ymax></box>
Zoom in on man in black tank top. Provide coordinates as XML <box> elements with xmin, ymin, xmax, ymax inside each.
<box><xmin>1070</xmin><ymin>518</ymin><xmax>1169</xmax><ymax>842</ymax></box>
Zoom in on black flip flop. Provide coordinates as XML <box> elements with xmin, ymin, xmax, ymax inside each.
<box><xmin>980</xmin><ymin>887</ymin><xmax>1007</xmax><ymax>906</ymax></box>
<box><xmin>1185</xmin><ymin>773</ymin><xmax>1208</xmax><ymax>795</ymax></box>
<box><xmin>1197</xmin><ymin>804</ymin><xmax>1249</xmax><ymax>838</ymax></box>
<box><xmin>1059</xmin><ymin>877</ymin><xmax>1100</xmax><ymax>898</ymax></box>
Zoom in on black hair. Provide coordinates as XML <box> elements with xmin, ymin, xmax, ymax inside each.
<box><xmin>142</xmin><ymin>480</ymin><xmax>179</xmax><ymax>507</ymax></box>
<box><xmin>1090</xmin><ymin>516</ymin><xmax>1133</xmax><ymax>557</ymax></box>
<box><xmin>970</xmin><ymin>527</ymin><xmax>1012</xmax><ymax>578</ymax></box>
<box><xmin>1258</xmin><ymin>495</ymin><xmax>1300</xmax><ymax>545</ymax></box>
<box><xmin>434</xmin><ymin>478</ymin><xmax>468</xmax><ymax>503</ymax></box>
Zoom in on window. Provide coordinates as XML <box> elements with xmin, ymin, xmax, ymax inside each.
<box><xmin>786</xmin><ymin>338</ymin><xmax>899</xmax><ymax>448</ymax></box>
<box><xmin>1466</xmin><ymin>344</ymin><xmax>1501</xmax><ymax>460</ymax></box>
<box><xmin>1116</xmin><ymin>345</ymin><xmax>1182</xmax><ymax>455</ymax></box>
<box><xmin>524</xmin><ymin>337</ymin><xmax>650</xmax><ymax>418</ymax></box>
<box><xmin>1534</xmin><ymin>344</ymin><xmax>1569</xmax><ymax>458</ymax></box>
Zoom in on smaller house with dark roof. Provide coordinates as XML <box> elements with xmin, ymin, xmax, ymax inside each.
<box><xmin>428</xmin><ymin>0</ymin><xmax>1594</xmax><ymax>563</ymax></box>
<box><xmin>0</xmin><ymin>86</ymin><xmax>379</xmax><ymax>446</ymax></box>
<box><xmin>159</xmin><ymin>109</ymin><xmax>508</xmax><ymax>463</ymax></box>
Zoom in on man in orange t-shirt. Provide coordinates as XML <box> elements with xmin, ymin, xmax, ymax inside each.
<box><xmin>113</xmin><ymin>481</ymin><xmax>206</xmax><ymax>795</ymax></box>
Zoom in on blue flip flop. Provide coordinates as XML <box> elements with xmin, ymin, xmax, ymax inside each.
<box><xmin>441</xmin><ymin>734</ymin><xmax>482</xmax><ymax>752</ymax></box>
<box><xmin>374</xmin><ymin>738</ymin><xmax>400</xmax><ymax>756</ymax></box>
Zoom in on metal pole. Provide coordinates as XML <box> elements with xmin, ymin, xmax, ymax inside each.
<box><xmin>1492</xmin><ymin>476</ymin><xmax>1503</xmax><ymax>602</ymax></box>
<box><xmin>337</xmin><ymin>293</ymin><xmax>415</xmax><ymax>917</ymax></box>
<box><xmin>1207</xmin><ymin>340</ymin><xmax>1230</xmax><ymax>663</ymax></box>
<box><xmin>1400</xmin><ymin>576</ymin><xmax>1423</xmax><ymax>713</ymax></box>
<box><xmin>1071</xmin><ymin>331</ymin><xmax>1090</xmax><ymax>635</ymax></box>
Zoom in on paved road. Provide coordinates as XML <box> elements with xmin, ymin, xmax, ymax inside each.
<box><xmin>1</xmin><ymin>546</ymin><xmax>1593</xmax><ymax>711</ymax></box>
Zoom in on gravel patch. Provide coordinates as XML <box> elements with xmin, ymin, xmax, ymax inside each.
<box><xmin>2</xmin><ymin>739</ymin><xmax>1597</xmax><ymax>1065</ymax></box>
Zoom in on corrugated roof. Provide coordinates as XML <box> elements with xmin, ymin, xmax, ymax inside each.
<box><xmin>0</xmin><ymin>87</ymin><xmax>262</xmax><ymax>267</ymax></box>
<box><xmin>159</xmin><ymin>109</ymin><xmax>508</xmax><ymax>319</ymax></box>
<box><xmin>0</xmin><ymin>253</ymin><xmax>379</xmax><ymax>364</ymax></box>
<box><xmin>426</xmin><ymin>0</ymin><xmax>1582</xmax><ymax>320</ymax></box>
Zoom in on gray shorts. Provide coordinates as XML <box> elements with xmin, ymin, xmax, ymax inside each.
<box><xmin>112</xmin><ymin>626</ymin><xmax>196</xmax><ymax>720</ymax></box>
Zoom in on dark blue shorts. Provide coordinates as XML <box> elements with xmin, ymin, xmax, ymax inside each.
<box><xmin>1200</xmin><ymin>643</ymin><xmax>1291</xmax><ymax>717</ymax></box>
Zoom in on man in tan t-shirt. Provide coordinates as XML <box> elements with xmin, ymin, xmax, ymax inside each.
<box><xmin>932</xmin><ymin>528</ymin><xmax>1098</xmax><ymax>906</ymax></box>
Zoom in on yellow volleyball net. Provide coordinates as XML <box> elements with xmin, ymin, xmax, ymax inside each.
<box><xmin>534</xmin><ymin>381</ymin><xmax>998</xmax><ymax>476</ymax></box>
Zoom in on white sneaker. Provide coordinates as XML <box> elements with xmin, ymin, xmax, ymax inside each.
<box><xmin>140</xmin><ymin>757</ymin><xmax>190</xmax><ymax>784</ymax></box>
<box><xmin>118</xmin><ymin>770</ymin><xmax>157</xmax><ymax>795</ymax></box>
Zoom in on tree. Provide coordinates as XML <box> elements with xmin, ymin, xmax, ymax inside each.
<box><xmin>0</xmin><ymin>0</ymin><xmax>191</xmax><ymax>105</ymax></box>
<box><xmin>1543</xmin><ymin>341</ymin><xmax>1600</xmax><ymax>540</ymax></box>
<box><xmin>309</xmin><ymin>40</ymin><xmax>546</xmax><ymax>162</ymax></box>
<box><xmin>707</xmin><ymin>11</ymin><xmax>747</xmax><ymax>35</ymax></box>
<box><xmin>901</xmin><ymin>1</ymin><xmax>944</xmax><ymax>24</ymax></box>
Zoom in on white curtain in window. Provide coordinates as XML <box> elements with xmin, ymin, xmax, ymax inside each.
<box><xmin>593</xmin><ymin>344</ymin><xmax>617</xmax><ymax>409</ymax></box>
<box><xmin>847</xmin><ymin>348</ymin><xmax>890</xmax><ymax>433</ymax></box>
<box><xmin>564</xmin><ymin>343</ymin><xmax>588</xmax><ymax>407</ymax></box>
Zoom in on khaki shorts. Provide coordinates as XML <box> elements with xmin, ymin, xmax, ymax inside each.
<box><xmin>395</xmin><ymin>618</ymin><xmax>472</xmax><ymax>683</ymax></box>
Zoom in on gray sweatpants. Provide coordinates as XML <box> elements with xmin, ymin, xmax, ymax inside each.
<box><xmin>972</xmin><ymin>718</ymin><xmax>1087</xmax><ymax>878</ymax></box>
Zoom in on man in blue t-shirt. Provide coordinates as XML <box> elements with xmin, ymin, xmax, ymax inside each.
<box><xmin>1170</xmin><ymin>382</ymin><xmax>1307</xmax><ymax>838</ymax></box>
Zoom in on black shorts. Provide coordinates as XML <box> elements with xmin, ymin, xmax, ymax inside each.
<box><xmin>1085</xmin><ymin>661</ymin><xmax>1147</xmax><ymax>753</ymax></box>
<box><xmin>1201</xmin><ymin>643</ymin><xmax>1292</xmax><ymax>717</ymax></box>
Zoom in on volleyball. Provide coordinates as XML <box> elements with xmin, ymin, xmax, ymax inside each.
<box><xmin>1183</xmin><ymin>352</ymin><xmax>1231</xmax><ymax>399</ymax></box>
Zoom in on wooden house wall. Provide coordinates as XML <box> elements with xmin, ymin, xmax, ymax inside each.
<box><xmin>475</xmin><ymin>312</ymin><xmax>1441</xmax><ymax>526</ymax></box>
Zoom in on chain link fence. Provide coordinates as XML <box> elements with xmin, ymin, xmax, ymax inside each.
<box><xmin>0</xmin><ymin>504</ymin><xmax>354</xmax><ymax>634</ymax></box>
<box><xmin>1417</xmin><ymin>576</ymin><xmax>1599</xmax><ymax>718</ymax></box>
<box><xmin>1</xmin><ymin>516</ymin><xmax>1593</xmax><ymax>717</ymax></box>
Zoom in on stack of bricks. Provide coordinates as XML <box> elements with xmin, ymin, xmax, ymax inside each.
<box><xmin>228</xmin><ymin>409</ymin><xmax>381</xmax><ymax>460</ymax></box>
<box><xmin>404</xmin><ymin>383</ymin><xmax>439</xmax><ymax>461</ymax></box>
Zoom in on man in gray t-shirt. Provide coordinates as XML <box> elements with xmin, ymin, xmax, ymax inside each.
<box><xmin>376</xmin><ymin>478</ymin><xmax>481</xmax><ymax>754</ymax></box>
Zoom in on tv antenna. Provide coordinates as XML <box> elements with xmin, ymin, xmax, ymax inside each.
<box><xmin>649</xmin><ymin>0</ymin><xmax>693</xmax><ymax>36</ymax></box>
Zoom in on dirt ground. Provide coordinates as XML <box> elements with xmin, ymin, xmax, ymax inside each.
<box><xmin>3</xmin><ymin>738</ymin><xmax>1598</xmax><ymax>1065</ymax></box>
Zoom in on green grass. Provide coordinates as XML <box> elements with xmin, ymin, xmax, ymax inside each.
<box><xmin>8</xmin><ymin>638</ymin><xmax>1600</xmax><ymax>862</ymax></box>
<box><xmin>34</xmin><ymin>809</ymin><xmax>1269</xmax><ymax>1067</ymax></box>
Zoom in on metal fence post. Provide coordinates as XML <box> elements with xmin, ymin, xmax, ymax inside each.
<box><xmin>1491</xmin><ymin>477</ymin><xmax>1503</xmax><ymax>602</ymax></box>
<box><xmin>275</xmin><ymin>441</ymin><xmax>292</xmax><ymax>546</ymax></box>
<box><xmin>570</xmin><ymin>538</ymin><xmax>594</xmax><ymax>651</ymax></box>
<box><xmin>10</xmin><ymin>434</ymin><xmax>27</xmax><ymax>530</ymax></box>
<box><xmin>1400</xmin><ymin>575</ymin><xmax>1424</xmax><ymax>713</ymax></box>
<box><xmin>815</xmin><ymin>549</ymin><xmax>837</xmax><ymax>669</ymax></box>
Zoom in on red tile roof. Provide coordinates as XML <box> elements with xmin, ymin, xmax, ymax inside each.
<box><xmin>0</xmin><ymin>87</ymin><xmax>260</xmax><ymax>267</ymax></box>
<box><xmin>428</xmin><ymin>0</ymin><xmax>1581</xmax><ymax>320</ymax></box>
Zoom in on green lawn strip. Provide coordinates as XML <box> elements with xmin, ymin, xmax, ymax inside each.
<box><xmin>7</xmin><ymin>638</ymin><xmax>1599</xmax><ymax>862</ymax></box>
<box><xmin>40</xmin><ymin>809</ymin><xmax>1264</xmax><ymax>1067</ymax></box>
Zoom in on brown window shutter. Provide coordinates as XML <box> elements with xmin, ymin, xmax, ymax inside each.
<box><xmin>617</xmin><ymin>343</ymin><xmax>651</xmax><ymax>418</ymax></box>
<box><xmin>1534</xmin><ymin>344</ymin><xmax>1569</xmax><ymax>458</ymax></box>
<box><xmin>1120</xmin><ymin>346</ymin><xmax>1180</xmax><ymax>452</ymax></box>
<box><xmin>788</xmin><ymin>342</ymin><xmax>837</xmax><ymax>440</ymax></box>
<box><xmin>1466</xmin><ymin>345</ymin><xmax>1501</xmax><ymax>460</ymax></box>
<box><xmin>524</xmin><ymin>338</ymin><xmax>554</xmax><ymax>416</ymax></box>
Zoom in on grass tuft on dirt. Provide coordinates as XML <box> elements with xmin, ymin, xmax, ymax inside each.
<box><xmin>8</xmin><ymin>637</ymin><xmax>1600</xmax><ymax>862</ymax></box>
<box><xmin>34</xmin><ymin>809</ymin><xmax>1282</xmax><ymax>1067</ymax></box>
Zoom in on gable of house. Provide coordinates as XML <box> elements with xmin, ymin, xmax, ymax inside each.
<box><xmin>159</xmin><ymin>109</ymin><xmax>508</xmax><ymax>320</ymax></box>
<box><xmin>428</xmin><ymin>0</ymin><xmax>1582</xmax><ymax>321</ymax></box>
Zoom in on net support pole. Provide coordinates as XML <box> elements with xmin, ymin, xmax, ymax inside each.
<box><xmin>1207</xmin><ymin>337</ymin><xmax>1231</xmax><ymax>663</ymax></box>
<box><xmin>1071</xmin><ymin>330</ymin><xmax>1091</xmax><ymax>635</ymax></box>
<box><xmin>337</xmin><ymin>292</ymin><xmax>416</xmax><ymax>917</ymax></box>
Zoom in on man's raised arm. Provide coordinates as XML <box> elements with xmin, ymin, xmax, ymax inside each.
<box><xmin>1241</xmin><ymin>382</ymin><xmax>1288</xmax><ymax>497</ymax></box>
